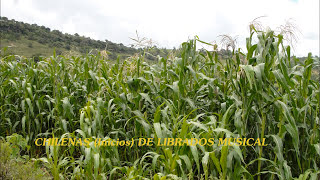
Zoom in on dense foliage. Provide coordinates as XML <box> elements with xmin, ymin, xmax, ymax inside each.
<box><xmin>0</xmin><ymin>25</ymin><xmax>319</xmax><ymax>179</ymax></box>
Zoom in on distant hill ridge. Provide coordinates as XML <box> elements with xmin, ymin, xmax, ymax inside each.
<box><xmin>0</xmin><ymin>16</ymin><xmax>169</xmax><ymax>59</ymax></box>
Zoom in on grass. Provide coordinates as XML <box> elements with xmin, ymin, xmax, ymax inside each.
<box><xmin>0</xmin><ymin>37</ymin><xmax>67</xmax><ymax>58</ymax></box>
<box><xmin>0</xmin><ymin>26</ymin><xmax>319</xmax><ymax>179</ymax></box>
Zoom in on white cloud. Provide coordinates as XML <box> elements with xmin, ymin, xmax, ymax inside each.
<box><xmin>2</xmin><ymin>0</ymin><xmax>319</xmax><ymax>56</ymax></box>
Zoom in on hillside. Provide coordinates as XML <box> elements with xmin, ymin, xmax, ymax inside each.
<box><xmin>0</xmin><ymin>17</ymin><xmax>170</xmax><ymax>60</ymax></box>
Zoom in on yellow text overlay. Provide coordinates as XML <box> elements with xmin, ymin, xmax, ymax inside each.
<box><xmin>35</xmin><ymin>137</ymin><xmax>268</xmax><ymax>147</ymax></box>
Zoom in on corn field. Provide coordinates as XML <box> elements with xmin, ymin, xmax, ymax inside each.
<box><xmin>0</xmin><ymin>26</ymin><xmax>319</xmax><ymax>179</ymax></box>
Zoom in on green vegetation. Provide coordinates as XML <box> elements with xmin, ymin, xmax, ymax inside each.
<box><xmin>0</xmin><ymin>21</ymin><xmax>319</xmax><ymax>179</ymax></box>
<box><xmin>0</xmin><ymin>134</ymin><xmax>51</xmax><ymax>179</ymax></box>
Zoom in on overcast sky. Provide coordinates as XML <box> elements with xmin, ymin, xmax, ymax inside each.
<box><xmin>1</xmin><ymin>0</ymin><xmax>319</xmax><ymax>56</ymax></box>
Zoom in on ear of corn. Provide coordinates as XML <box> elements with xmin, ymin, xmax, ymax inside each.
<box><xmin>0</xmin><ymin>27</ymin><xmax>319</xmax><ymax>179</ymax></box>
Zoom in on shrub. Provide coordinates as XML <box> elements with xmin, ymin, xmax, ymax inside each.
<box><xmin>0</xmin><ymin>136</ymin><xmax>51</xmax><ymax>180</ymax></box>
